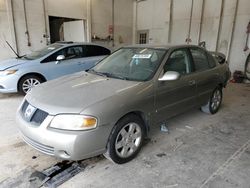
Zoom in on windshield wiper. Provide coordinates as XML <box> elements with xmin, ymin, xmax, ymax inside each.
<box><xmin>104</xmin><ymin>73</ymin><xmax>128</xmax><ymax>80</ymax></box>
<box><xmin>87</xmin><ymin>69</ymin><xmax>109</xmax><ymax>77</ymax></box>
<box><xmin>87</xmin><ymin>70</ymin><xmax>128</xmax><ymax>80</ymax></box>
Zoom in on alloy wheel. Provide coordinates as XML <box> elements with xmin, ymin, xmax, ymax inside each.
<box><xmin>115</xmin><ymin>122</ymin><xmax>142</xmax><ymax>158</ymax></box>
<box><xmin>22</xmin><ymin>78</ymin><xmax>41</xmax><ymax>93</ymax></box>
<box><xmin>211</xmin><ymin>89</ymin><xmax>222</xmax><ymax>111</ymax></box>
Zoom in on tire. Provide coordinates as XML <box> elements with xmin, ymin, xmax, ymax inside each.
<box><xmin>18</xmin><ymin>75</ymin><xmax>43</xmax><ymax>95</ymax></box>
<box><xmin>104</xmin><ymin>114</ymin><xmax>145</xmax><ymax>164</ymax></box>
<box><xmin>201</xmin><ymin>87</ymin><xmax>223</xmax><ymax>114</ymax></box>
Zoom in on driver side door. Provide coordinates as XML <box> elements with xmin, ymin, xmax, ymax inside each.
<box><xmin>154</xmin><ymin>48</ymin><xmax>198</xmax><ymax>123</ymax></box>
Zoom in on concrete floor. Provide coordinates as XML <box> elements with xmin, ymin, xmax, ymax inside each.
<box><xmin>0</xmin><ymin>83</ymin><xmax>249</xmax><ymax>188</ymax></box>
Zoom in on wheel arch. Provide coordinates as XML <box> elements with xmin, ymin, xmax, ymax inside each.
<box><xmin>218</xmin><ymin>83</ymin><xmax>223</xmax><ymax>89</ymax></box>
<box><xmin>114</xmin><ymin>110</ymin><xmax>150</xmax><ymax>138</ymax></box>
<box><xmin>17</xmin><ymin>72</ymin><xmax>47</xmax><ymax>91</ymax></box>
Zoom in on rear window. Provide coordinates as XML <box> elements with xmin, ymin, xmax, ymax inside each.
<box><xmin>84</xmin><ymin>45</ymin><xmax>111</xmax><ymax>57</ymax></box>
<box><xmin>190</xmin><ymin>48</ymin><xmax>210</xmax><ymax>71</ymax></box>
<box><xmin>207</xmin><ymin>53</ymin><xmax>216</xmax><ymax>68</ymax></box>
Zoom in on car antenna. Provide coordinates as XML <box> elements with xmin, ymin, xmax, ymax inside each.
<box><xmin>5</xmin><ymin>40</ymin><xmax>21</xmax><ymax>58</ymax></box>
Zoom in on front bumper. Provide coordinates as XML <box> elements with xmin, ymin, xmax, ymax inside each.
<box><xmin>0</xmin><ymin>74</ymin><xmax>19</xmax><ymax>93</ymax></box>
<box><xmin>16</xmin><ymin>109</ymin><xmax>112</xmax><ymax>161</ymax></box>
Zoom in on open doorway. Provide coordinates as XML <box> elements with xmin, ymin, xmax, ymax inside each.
<box><xmin>49</xmin><ymin>16</ymin><xmax>86</xmax><ymax>43</ymax></box>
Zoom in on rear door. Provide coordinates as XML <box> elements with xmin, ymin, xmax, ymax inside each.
<box><xmin>189</xmin><ymin>47</ymin><xmax>218</xmax><ymax>106</ymax></box>
<box><xmin>155</xmin><ymin>48</ymin><xmax>197</xmax><ymax>122</ymax></box>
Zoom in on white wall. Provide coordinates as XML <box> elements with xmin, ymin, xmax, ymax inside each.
<box><xmin>47</xmin><ymin>0</ymin><xmax>87</xmax><ymax>19</ymax></box>
<box><xmin>137</xmin><ymin>0</ymin><xmax>170</xmax><ymax>44</ymax></box>
<box><xmin>1</xmin><ymin>0</ymin><xmax>84</xmax><ymax>59</ymax></box>
<box><xmin>0</xmin><ymin>0</ymin><xmax>17</xmax><ymax>59</ymax></box>
<box><xmin>135</xmin><ymin>0</ymin><xmax>250</xmax><ymax>72</ymax></box>
<box><xmin>91</xmin><ymin>0</ymin><xmax>133</xmax><ymax>48</ymax></box>
<box><xmin>0</xmin><ymin>0</ymin><xmax>133</xmax><ymax>60</ymax></box>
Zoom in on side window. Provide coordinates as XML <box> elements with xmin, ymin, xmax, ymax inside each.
<box><xmin>190</xmin><ymin>48</ymin><xmax>210</xmax><ymax>71</ymax></box>
<box><xmin>41</xmin><ymin>49</ymin><xmax>65</xmax><ymax>63</ymax></box>
<box><xmin>207</xmin><ymin>52</ymin><xmax>216</xmax><ymax>68</ymax></box>
<box><xmin>41</xmin><ymin>46</ymin><xmax>83</xmax><ymax>63</ymax></box>
<box><xmin>84</xmin><ymin>45</ymin><xmax>111</xmax><ymax>57</ymax></box>
<box><xmin>64</xmin><ymin>46</ymin><xmax>83</xmax><ymax>59</ymax></box>
<box><xmin>164</xmin><ymin>49</ymin><xmax>192</xmax><ymax>75</ymax></box>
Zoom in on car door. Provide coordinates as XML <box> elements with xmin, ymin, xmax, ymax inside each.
<box><xmin>154</xmin><ymin>48</ymin><xmax>197</xmax><ymax>123</ymax></box>
<box><xmin>189</xmin><ymin>47</ymin><xmax>218</xmax><ymax>106</ymax></box>
<box><xmin>40</xmin><ymin>45</ymin><xmax>85</xmax><ymax>80</ymax></box>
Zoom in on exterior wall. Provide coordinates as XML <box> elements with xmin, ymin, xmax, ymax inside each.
<box><xmin>0</xmin><ymin>0</ymin><xmax>16</xmax><ymax>60</ymax></box>
<box><xmin>135</xmin><ymin>0</ymin><xmax>250</xmax><ymax>72</ymax></box>
<box><xmin>0</xmin><ymin>0</ymin><xmax>88</xmax><ymax>60</ymax></box>
<box><xmin>91</xmin><ymin>0</ymin><xmax>133</xmax><ymax>48</ymax></box>
<box><xmin>1</xmin><ymin>0</ymin><xmax>248</xmax><ymax>72</ymax></box>
<box><xmin>0</xmin><ymin>0</ymin><xmax>133</xmax><ymax>60</ymax></box>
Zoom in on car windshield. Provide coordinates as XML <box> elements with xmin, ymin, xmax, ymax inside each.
<box><xmin>21</xmin><ymin>43</ymin><xmax>63</xmax><ymax>60</ymax></box>
<box><xmin>90</xmin><ymin>47</ymin><xmax>167</xmax><ymax>81</ymax></box>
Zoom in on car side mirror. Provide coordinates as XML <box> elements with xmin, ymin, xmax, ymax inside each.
<box><xmin>158</xmin><ymin>71</ymin><xmax>180</xmax><ymax>81</ymax></box>
<box><xmin>56</xmin><ymin>55</ymin><xmax>65</xmax><ymax>64</ymax></box>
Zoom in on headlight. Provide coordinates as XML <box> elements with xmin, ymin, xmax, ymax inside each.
<box><xmin>49</xmin><ymin>115</ymin><xmax>97</xmax><ymax>131</ymax></box>
<box><xmin>0</xmin><ymin>69</ymin><xmax>18</xmax><ymax>76</ymax></box>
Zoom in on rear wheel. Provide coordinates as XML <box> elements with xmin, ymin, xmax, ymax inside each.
<box><xmin>201</xmin><ymin>87</ymin><xmax>222</xmax><ymax>114</ymax></box>
<box><xmin>104</xmin><ymin>114</ymin><xmax>145</xmax><ymax>164</ymax></box>
<box><xmin>18</xmin><ymin>75</ymin><xmax>43</xmax><ymax>95</ymax></box>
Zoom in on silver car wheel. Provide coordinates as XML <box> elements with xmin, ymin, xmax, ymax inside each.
<box><xmin>211</xmin><ymin>89</ymin><xmax>221</xmax><ymax>110</ymax></box>
<box><xmin>22</xmin><ymin>78</ymin><xmax>41</xmax><ymax>93</ymax></box>
<box><xmin>115</xmin><ymin>122</ymin><xmax>142</xmax><ymax>158</ymax></box>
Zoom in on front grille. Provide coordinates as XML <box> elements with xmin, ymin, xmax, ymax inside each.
<box><xmin>22</xmin><ymin>135</ymin><xmax>54</xmax><ymax>155</ymax></box>
<box><xmin>31</xmin><ymin>109</ymin><xmax>49</xmax><ymax>124</ymax></box>
<box><xmin>21</xmin><ymin>100</ymin><xmax>48</xmax><ymax>125</ymax></box>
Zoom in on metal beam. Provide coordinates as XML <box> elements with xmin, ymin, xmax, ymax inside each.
<box><xmin>6</xmin><ymin>0</ymin><xmax>19</xmax><ymax>54</ymax></box>
<box><xmin>186</xmin><ymin>0</ymin><xmax>194</xmax><ymax>44</ymax></box>
<box><xmin>197</xmin><ymin>0</ymin><xmax>205</xmax><ymax>44</ymax></box>
<box><xmin>226</xmin><ymin>0</ymin><xmax>239</xmax><ymax>61</ymax></box>
<box><xmin>112</xmin><ymin>0</ymin><xmax>115</xmax><ymax>47</ymax></box>
<box><xmin>168</xmin><ymin>0</ymin><xmax>173</xmax><ymax>44</ymax></box>
<box><xmin>215</xmin><ymin>0</ymin><xmax>224</xmax><ymax>52</ymax></box>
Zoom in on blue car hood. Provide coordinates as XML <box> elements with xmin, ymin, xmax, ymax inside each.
<box><xmin>0</xmin><ymin>58</ymin><xmax>27</xmax><ymax>70</ymax></box>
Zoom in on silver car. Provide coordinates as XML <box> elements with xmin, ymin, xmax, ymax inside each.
<box><xmin>17</xmin><ymin>45</ymin><xmax>230</xmax><ymax>164</ymax></box>
<box><xmin>0</xmin><ymin>42</ymin><xmax>110</xmax><ymax>94</ymax></box>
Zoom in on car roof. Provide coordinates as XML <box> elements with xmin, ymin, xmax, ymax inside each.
<box><xmin>54</xmin><ymin>41</ymin><xmax>110</xmax><ymax>48</ymax></box>
<box><xmin>123</xmin><ymin>44</ymin><xmax>203</xmax><ymax>50</ymax></box>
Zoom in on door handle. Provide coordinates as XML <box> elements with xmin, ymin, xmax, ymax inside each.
<box><xmin>189</xmin><ymin>80</ymin><xmax>196</xmax><ymax>86</ymax></box>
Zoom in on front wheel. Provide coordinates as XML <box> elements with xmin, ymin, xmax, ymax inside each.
<box><xmin>201</xmin><ymin>87</ymin><xmax>223</xmax><ymax>114</ymax></box>
<box><xmin>18</xmin><ymin>75</ymin><xmax>43</xmax><ymax>95</ymax></box>
<box><xmin>104</xmin><ymin>114</ymin><xmax>145</xmax><ymax>164</ymax></box>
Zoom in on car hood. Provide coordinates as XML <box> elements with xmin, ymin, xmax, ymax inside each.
<box><xmin>26</xmin><ymin>72</ymin><xmax>141</xmax><ymax>115</ymax></box>
<box><xmin>0</xmin><ymin>58</ymin><xmax>27</xmax><ymax>70</ymax></box>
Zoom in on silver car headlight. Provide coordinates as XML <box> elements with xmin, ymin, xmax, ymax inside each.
<box><xmin>49</xmin><ymin>115</ymin><xmax>97</xmax><ymax>131</ymax></box>
<box><xmin>0</xmin><ymin>69</ymin><xmax>18</xmax><ymax>76</ymax></box>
